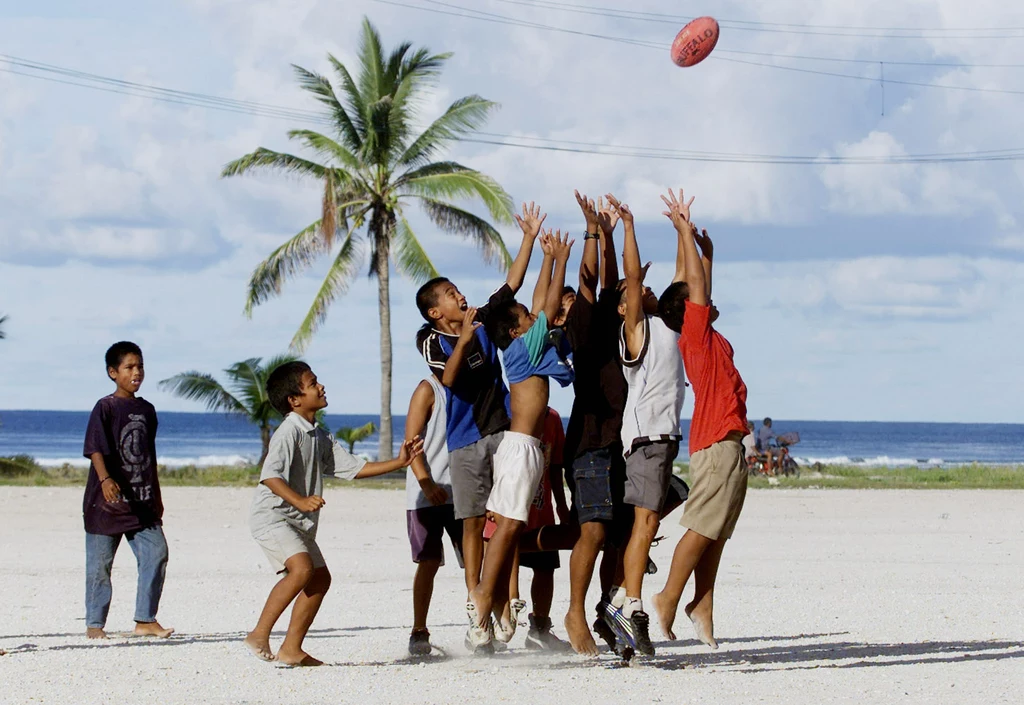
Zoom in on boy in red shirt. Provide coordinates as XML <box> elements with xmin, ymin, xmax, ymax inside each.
<box><xmin>651</xmin><ymin>188</ymin><xmax>749</xmax><ymax>650</ymax></box>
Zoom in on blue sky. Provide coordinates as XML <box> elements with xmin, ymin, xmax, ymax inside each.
<box><xmin>1</xmin><ymin>0</ymin><xmax>1023</xmax><ymax>422</ymax></box>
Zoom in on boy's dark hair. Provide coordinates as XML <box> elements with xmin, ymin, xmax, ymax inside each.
<box><xmin>267</xmin><ymin>361</ymin><xmax>313</xmax><ymax>417</ymax></box>
<box><xmin>485</xmin><ymin>300</ymin><xmax>524</xmax><ymax>351</ymax></box>
<box><xmin>657</xmin><ymin>281</ymin><xmax>690</xmax><ymax>333</ymax></box>
<box><xmin>415</xmin><ymin>323</ymin><xmax>433</xmax><ymax>351</ymax></box>
<box><xmin>562</xmin><ymin>285</ymin><xmax>576</xmax><ymax>297</ymax></box>
<box><xmin>763</xmin><ymin>417</ymin><xmax>772</xmax><ymax>426</ymax></box>
<box><xmin>415</xmin><ymin>277</ymin><xmax>451</xmax><ymax>323</ymax></box>
<box><xmin>105</xmin><ymin>341</ymin><xmax>143</xmax><ymax>372</ymax></box>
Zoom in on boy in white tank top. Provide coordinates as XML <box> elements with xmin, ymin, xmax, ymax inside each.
<box><xmin>403</xmin><ymin>373</ymin><xmax>462</xmax><ymax>656</ymax></box>
<box><xmin>604</xmin><ymin>194</ymin><xmax>687</xmax><ymax>657</ymax></box>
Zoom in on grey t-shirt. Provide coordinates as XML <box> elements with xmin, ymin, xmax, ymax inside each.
<box><xmin>249</xmin><ymin>413</ymin><xmax>366</xmax><ymax>536</ymax></box>
<box><xmin>757</xmin><ymin>425</ymin><xmax>775</xmax><ymax>451</ymax></box>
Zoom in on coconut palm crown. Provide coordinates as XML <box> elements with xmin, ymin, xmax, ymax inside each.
<box><xmin>222</xmin><ymin>17</ymin><xmax>514</xmax><ymax>459</ymax></box>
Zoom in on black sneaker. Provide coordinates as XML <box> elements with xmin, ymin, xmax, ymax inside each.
<box><xmin>629</xmin><ymin>610</ymin><xmax>655</xmax><ymax>656</ymax></box>
<box><xmin>592</xmin><ymin>600</ymin><xmax>617</xmax><ymax>650</ymax></box>
<box><xmin>408</xmin><ymin>628</ymin><xmax>431</xmax><ymax>656</ymax></box>
<box><xmin>524</xmin><ymin>614</ymin><xmax>570</xmax><ymax>651</ymax></box>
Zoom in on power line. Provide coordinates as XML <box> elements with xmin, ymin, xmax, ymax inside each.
<box><xmin>4</xmin><ymin>54</ymin><xmax>1024</xmax><ymax>164</ymax></box>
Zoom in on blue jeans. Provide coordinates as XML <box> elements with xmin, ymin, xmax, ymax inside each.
<box><xmin>85</xmin><ymin>525</ymin><xmax>169</xmax><ymax>628</ymax></box>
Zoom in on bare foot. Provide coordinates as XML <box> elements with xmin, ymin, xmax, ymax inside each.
<box><xmin>86</xmin><ymin>627</ymin><xmax>108</xmax><ymax>640</ymax></box>
<box><xmin>652</xmin><ymin>591</ymin><xmax>678</xmax><ymax>641</ymax></box>
<box><xmin>276</xmin><ymin>650</ymin><xmax>323</xmax><ymax>667</ymax></box>
<box><xmin>564</xmin><ymin>609</ymin><xmax>599</xmax><ymax>656</ymax></box>
<box><xmin>684</xmin><ymin>603</ymin><xmax>718</xmax><ymax>650</ymax></box>
<box><xmin>133</xmin><ymin>621</ymin><xmax>175</xmax><ymax>638</ymax></box>
<box><xmin>244</xmin><ymin>633</ymin><xmax>275</xmax><ymax>661</ymax></box>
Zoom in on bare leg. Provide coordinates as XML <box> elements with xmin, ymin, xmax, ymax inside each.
<box><xmin>133</xmin><ymin>621</ymin><xmax>174</xmax><ymax>638</ymax></box>
<box><xmin>651</xmin><ymin>529</ymin><xmax>713</xmax><ymax>640</ymax></box>
<box><xmin>246</xmin><ymin>552</ymin><xmax>315</xmax><ymax>661</ymax></box>
<box><xmin>469</xmin><ymin>514</ymin><xmax>523</xmax><ymax>627</ymax></box>
<box><xmin>531</xmin><ymin>568</ymin><xmax>555</xmax><ymax>620</ymax></box>
<box><xmin>622</xmin><ymin>507</ymin><xmax>659</xmax><ymax>602</ymax></box>
<box><xmin>685</xmin><ymin>538</ymin><xmax>726</xmax><ymax>649</ymax></box>
<box><xmin>412</xmin><ymin>560</ymin><xmax>441</xmax><ymax>631</ymax></box>
<box><xmin>277</xmin><ymin>565</ymin><xmax>332</xmax><ymax>666</ymax></box>
<box><xmin>564</xmin><ymin>521</ymin><xmax>605</xmax><ymax>655</ymax></box>
<box><xmin>462</xmin><ymin>515</ymin><xmax>486</xmax><ymax>594</ymax></box>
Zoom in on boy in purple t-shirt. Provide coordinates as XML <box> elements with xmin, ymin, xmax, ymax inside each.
<box><xmin>82</xmin><ymin>341</ymin><xmax>173</xmax><ymax>639</ymax></box>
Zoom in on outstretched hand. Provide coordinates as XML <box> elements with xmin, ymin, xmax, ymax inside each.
<box><xmin>604</xmin><ymin>193</ymin><xmax>634</xmax><ymax>224</ymax></box>
<box><xmin>574</xmin><ymin>190</ymin><xmax>599</xmax><ymax>231</ymax></box>
<box><xmin>397</xmin><ymin>436</ymin><xmax>425</xmax><ymax>465</ymax></box>
<box><xmin>458</xmin><ymin>307</ymin><xmax>481</xmax><ymax>344</ymax></box>
<box><xmin>539</xmin><ymin>229</ymin><xmax>555</xmax><ymax>256</ymax></box>
<box><xmin>550</xmin><ymin>229</ymin><xmax>575</xmax><ymax>262</ymax></box>
<box><xmin>661</xmin><ymin>187</ymin><xmax>695</xmax><ymax>231</ymax></box>
<box><xmin>597</xmin><ymin>196</ymin><xmax>620</xmax><ymax>235</ymax></box>
<box><xmin>693</xmin><ymin>227</ymin><xmax>713</xmax><ymax>260</ymax></box>
<box><xmin>514</xmin><ymin>201</ymin><xmax>547</xmax><ymax>239</ymax></box>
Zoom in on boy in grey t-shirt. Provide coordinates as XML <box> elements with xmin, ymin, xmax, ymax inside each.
<box><xmin>245</xmin><ymin>361</ymin><xmax>422</xmax><ymax>667</ymax></box>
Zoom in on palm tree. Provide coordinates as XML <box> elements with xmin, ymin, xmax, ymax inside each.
<box><xmin>335</xmin><ymin>422</ymin><xmax>377</xmax><ymax>454</ymax></box>
<box><xmin>222</xmin><ymin>17</ymin><xmax>514</xmax><ymax>459</ymax></box>
<box><xmin>158</xmin><ymin>355</ymin><xmax>299</xmax><ymax>466</ymax></box>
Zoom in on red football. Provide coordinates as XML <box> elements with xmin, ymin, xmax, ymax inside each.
<box><xmin>670</xmin><ymin>16</ymin><xmax>720</xmax><ymax>67</ymax></box>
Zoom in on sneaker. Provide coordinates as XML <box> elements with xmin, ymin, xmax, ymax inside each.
<box><xmin>601</xmin><ymin>601</ymin><xmax>635</xmax><ymax>650</ymax></box>
<box><xmin>494</xmin><ymin>598</ymin><xmax>527</xmax><ymax>643</ymax></box>
<box><xmin>524</xmin><ymin>614</ymin><xmax>570</xmax><ymax>651</ymax></box>
<box><xmin>408</xmin><ymin>628</ymin><xmax>431</xmax><ymax>656</ymax></box>
<box><xmin>629</xmin><ymin>610</ymin><xmax>655</xmax><ymax>656</ymax></box>
<box><xmin>592</xmin><ymin>600</ymin><xmax>617</xmax><ymax>650</ymax></box>
<box><xmin>465</xmin><ymin>601</ymin><xmax>493</xmax><ymax>654</ymax></box>
<box><xmin>645</xmin><ymin>557</ymin><xmax>658</xmax><ymax>575</ymax></box>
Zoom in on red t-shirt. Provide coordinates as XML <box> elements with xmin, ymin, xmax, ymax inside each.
<box><xmin>680</xmin><ymin>301</ymin><xmax>748</xmax><ymax>455</ymax></box>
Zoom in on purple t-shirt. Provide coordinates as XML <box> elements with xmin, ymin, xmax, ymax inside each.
<box><xmin>82</xmin><ymin>395</ymin><xmax>163</xmax><ymax>535</ymax></box>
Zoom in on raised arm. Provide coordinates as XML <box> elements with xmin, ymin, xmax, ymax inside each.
<box><xmin>694</xmin><ymin>227</ymin><xmax>714</xmax><ymax>298</ymax></box>
<box><xmin>606</xmin><ymin>193</ymin><xmax>644</xmax><ymax>358</ymax></box>
<box><xmin>440</xmin><ymin>307</ymin><xmax>481</xmax><ymax>388</ymax></box>
<box><xmin>597</xmin><ymin>196</ymin><xmax>620</xmax><ymax>288</ymax></box>
<box><xmin>662</xmin><ymin>188</ymin><xmax>705</xmax><ymax>306</ymax></box>
<box><xmin>574</xmin><ymin>190</ymin><xmax>600</xmax><ymax>303</ymax></box>
<box><xmin>508</xmin><ymin>202</ymin><xmax>546</xmax><ymax>294</ymax></box>
<box><xmin>532</xmin><ymin>231</ymin><xmax>555</xmax><ymax>316</ymax></box>
<box><xmin>544</xmin><ymin>231</ymin><xmax>574</xmax><ymax>321</ymax></box>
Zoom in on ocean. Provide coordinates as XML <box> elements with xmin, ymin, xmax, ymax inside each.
<box><xmin>1</xmin><ymin>410</ymin><xmax>1022</xmax><ymax>468</ymax></box>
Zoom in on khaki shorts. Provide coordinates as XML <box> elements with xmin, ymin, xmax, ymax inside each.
<box><xmin>253</xmin><ymin>523</ymin><xmax>326</xmax><ymax>574</ymax></box>
<box><xmin>680</xmin><ymin>439</ymin><xmax>747</xmax><ymax>540</ymax></box>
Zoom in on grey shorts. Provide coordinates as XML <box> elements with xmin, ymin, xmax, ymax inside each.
<box><xmin>624</xmin><ymin>440</ymin><xmax>680</xmax><ymax>512</ymax></box>
<box><xmin>253</xmin><ymin>523</ymin><xmax>326</xmax><ymax>574</ymax></box>
<box><xmin>449</xmin><ymin>431</ymin><xmax>505</xmax><ymax>520</ymax></box>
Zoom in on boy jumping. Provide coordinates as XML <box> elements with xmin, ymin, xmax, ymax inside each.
<box><xmin>472</xmin><ymin>230</ymin><xmax>575</xmax><ymax>651</ymax></box>
<box><xmin>246</xmin><ymin>361</ymin><xmax>422</xmax><ymax>666</ymax></box>
<box><xmin>652</xmin><ymin>188</ymin><xmax>749</xmax><ymax>650</ymax></box>
<box><xmin>83</xmin><ymin>341</ymin><xmax>173</xmax><ymax>640</ymax></box>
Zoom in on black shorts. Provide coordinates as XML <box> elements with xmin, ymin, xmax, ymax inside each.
<box><xmin>571</xmin><ymin>445</ymin><xmax>630</xmax><ymax>530</ymax></box>
<box><xmin>519</xmin><ymin>550</ymin><xmax>560</xmax><ymax>571</ymax></box>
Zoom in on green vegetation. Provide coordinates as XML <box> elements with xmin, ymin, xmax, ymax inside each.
<box><xmin>158</xmin><ymin>354</ymin><xmax>299</xmax><ymax>466</ymax></box>
<box><xmin>222</xmin><ymin>17</ymin><xmax>515</xmax><ymax>460</ymax></box>
<box><xmin>335</xmin><ymin>421</ymin><xmax>377</xmax><ymax>453</ymax></box>
<box><xmin>3</xmin><ymin>456</ymin><xmax>1021</xmax><ymax>490</ymax></box>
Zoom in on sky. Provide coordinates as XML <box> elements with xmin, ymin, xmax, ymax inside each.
<box><xmin>1</xmin><ymin>0</ymin><xmax>1023</xmax><ymax>423</ymax></box>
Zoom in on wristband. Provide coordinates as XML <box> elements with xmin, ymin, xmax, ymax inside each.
<box><xmin>101</xmin><ymin>477</ymin><xmax>114</xmax><ymax>485</ymax></box>
<box><xmin>584</xmin><ymin>231</ymin><xmax>600</xmax><ymax>240</ymax></box>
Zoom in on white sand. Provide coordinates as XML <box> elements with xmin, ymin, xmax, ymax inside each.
<box><xmin>1</xmin><ymin>486</ymin><xmax>1022</xmax><ymax>705</ymax></box>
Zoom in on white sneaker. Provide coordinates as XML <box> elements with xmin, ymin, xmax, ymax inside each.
<box><xmin>495</xmin><ymin>599</ymin><xmax>527</xmax><ymax>643</ymax></box>
<box><xmin>464</xmin><ymin>602</ymin><xmax>493</xmax><ymax>653</ymax></box>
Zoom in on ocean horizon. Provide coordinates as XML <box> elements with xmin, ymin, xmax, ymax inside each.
<box><xmin>1</xmin><ymin>409</ymin><xmax>1023</xmax><ymax>468</ymax></box>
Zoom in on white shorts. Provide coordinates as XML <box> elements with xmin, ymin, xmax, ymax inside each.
<box><xmin>253</xmin><ymin>523</ymin><xmax>326</xmax><ymax>574</ymax></box>
<box><xmin>486</xmin><ymin>432</ymin><xmax>545</xmax><ymax>523</ymax></box>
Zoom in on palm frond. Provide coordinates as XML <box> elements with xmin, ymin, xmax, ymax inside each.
<box><xmin>158</xmin><ymin>373</ymin><xmax>247</xmax><ymax>415</ymax></box>
<box><xmin>398</xmin><ymin>96</ymin><xmax>497</xmax><ymax>168</ymax></box>
<box><xmin>0</xmin><ymin>314</ymin><xmax>7</xmax><ymax>340</ymax></box>
<box><xmin>335</xmin><ymin>421</ymin><xmax>377</xmax><ymax>453</ymax></box>
<box><xmin>418</xmin><ymin>198</ymin><xmax>512</xmax><ymax>270</ymax></box>
<box><xmin>399</xmin><ymin>163</ymin><xmax>514</xmax><ymax>225</ymax></box>
<box><xmin>357</xmin><ymin>17</ymin><xmax>387</xmax><ymax>104</ymax></box>
<box><xmin>285</xmin><ymin>129</ymin><xmax>363</xmax><ymax>172</ymax></box>
<box><xmin>221</xmin><ymin>148</ymin><xmax>327</xmax><ymax>180</ymax></box>
<box><xmin>244</xmin><ymin>220</ymin><xmax>329</xmax><ymax>316</ymax></box>
<box><xmin>289</xmin><ymin>228</ymin><xmax>364</xmax><ymax>352</ymax></box>
<box><xmin>327</xmin><ymin>54</ymin><xmax>369</xmax><ymax>146</ymax></box>
<box><xmin>291</xmin><ymin>64</ymin><xmax>362</xmax><ymax>152</ymax></box>
<box><xmin>393</xmin><ymin>215</ymin><xmax>439</xmax><ymax>282</ymax></box>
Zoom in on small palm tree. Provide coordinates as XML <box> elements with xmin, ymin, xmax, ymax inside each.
<box><xmin>222</xmin><ymin>17</ymin><xmax>514</xmax><ymax>459</ymax></box>
<box><xmin>335</xmin><ymin>422</ymin><xmax>377</xmax><ymax>454</ymax></box>
<box><xmin>158</xmin><ymin>355</ymin><xmax>299</xmax><ymax>466</ymax></box>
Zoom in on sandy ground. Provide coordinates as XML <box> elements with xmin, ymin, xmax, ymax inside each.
<box><xmin>1</xmin><ymin>487</ymin><xmax>1022</xmax><ymax>705</ymax></box>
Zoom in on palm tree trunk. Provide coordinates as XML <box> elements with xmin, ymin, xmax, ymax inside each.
<box><xmin>259</xmin><ymin>423</ymin><xmax>271</xmax><ymax>467</ymax></box>
<box><xmin>375</xmin><ymin>210</ymin><xmax>394</xmax><ymax>461</ymax></box>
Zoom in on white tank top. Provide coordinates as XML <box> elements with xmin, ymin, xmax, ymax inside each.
<box><xmin>405</xmin><ymin>376</ymin><xmax>452</xmax><ymax>510</ymax></box>
<box><xmin>619</xmin><ymin>315</ymin><xmax>687</xmax><ymax>455</ymax></box>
